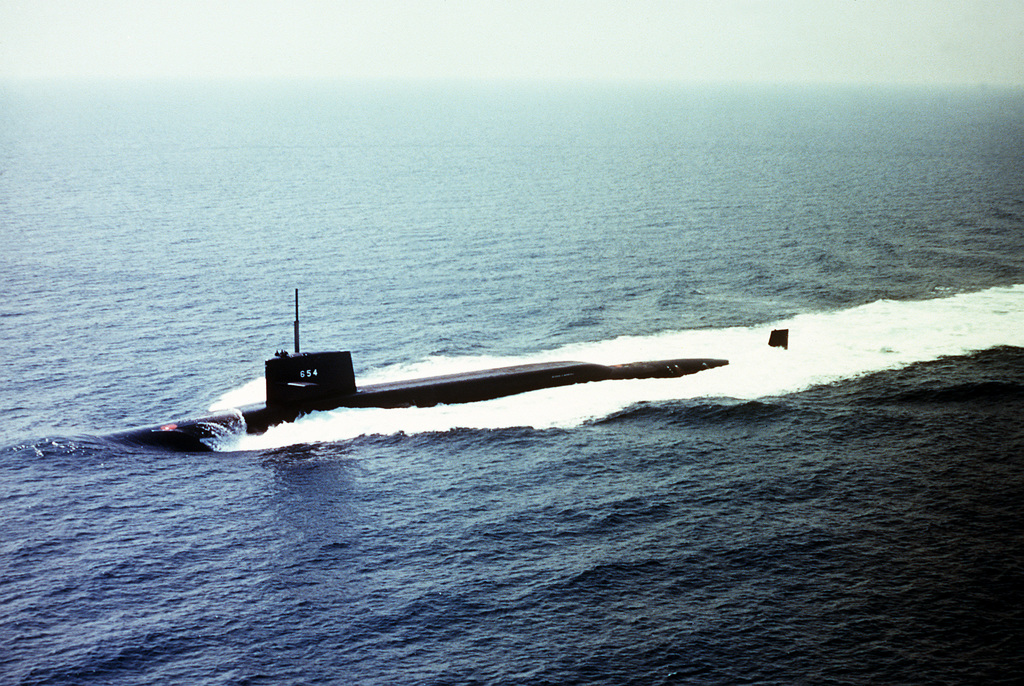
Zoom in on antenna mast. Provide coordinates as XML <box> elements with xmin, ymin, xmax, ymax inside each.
<box><xmin>294</xmin><ymin>288</ymin><xmax>300</xmax><ymax>354</ymax></box>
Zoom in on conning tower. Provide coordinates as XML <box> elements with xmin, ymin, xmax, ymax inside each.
<box><xmin>264</xmin><ymin>290</ymin><xmax>356</xmax><ymax>406</ymax></box>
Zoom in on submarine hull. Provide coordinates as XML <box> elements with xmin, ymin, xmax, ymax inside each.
<box><xmin>112</xmin><ymin>357</ymin><xmax>728</xmax><ymax>451</ymax></box>
<box><xmin>329</xmin><ymin>358</ymin><xmax>727</xmax><ymax>409</ymax></box>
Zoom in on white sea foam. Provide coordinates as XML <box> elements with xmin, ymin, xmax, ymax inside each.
<box><xmin>208</xmin><ymin>377</ymin><xmax>266</xmax><ymax>411</ymax></box>
<box><xmin>221</xmin><ymin>285</ymin><xmax>1024</xmax><ymax>451</ymax></box>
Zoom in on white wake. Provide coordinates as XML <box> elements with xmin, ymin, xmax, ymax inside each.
<box><xmin>213</xmin><ymin>285</ymin><xmax>1024</xmax><ymax>451</ymax></box>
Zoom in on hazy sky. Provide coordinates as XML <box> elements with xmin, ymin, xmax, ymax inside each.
<box><xmin>1</xmin><ymin>0</ymin><xmax>1022</xmax><ymax>85</ymax></box>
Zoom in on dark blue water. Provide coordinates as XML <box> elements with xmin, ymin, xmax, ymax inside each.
<box><xmin>2</xmin><ymin>82</ymin><xmax>1024</xmax><ymax>685</ymax></box>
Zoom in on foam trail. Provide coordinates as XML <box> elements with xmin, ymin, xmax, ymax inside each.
<box><xmin>209</xmin><ymin>377</ymin><xmax>265</xmax><ymax>411</ymax></box>
<box><xmin>224</xmin><ymin>285</ymin><xmax>1024</xmax><ymax>451</ymax></box>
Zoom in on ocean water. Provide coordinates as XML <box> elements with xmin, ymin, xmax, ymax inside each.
<box><xmin>2</xmin><ymin>81</ymin><xmax>1024</xmax><ymax>684</ymax></box>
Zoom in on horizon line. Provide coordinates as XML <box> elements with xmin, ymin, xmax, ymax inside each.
<box><xmin>2</xmin><ymin>75</ymin><xmax>1022</xmax><ymax>90</ymax></box>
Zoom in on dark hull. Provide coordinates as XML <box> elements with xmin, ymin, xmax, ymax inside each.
<box><xmin>112</xmin><ymin>357</ymin><xmax>727</xmax><ymax>451</ymax></box>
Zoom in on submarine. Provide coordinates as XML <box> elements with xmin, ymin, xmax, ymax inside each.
<box><xmin>113</xmin><ymin>291</ymin><xmax>736</xmax><ymax>451</ymax></box>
